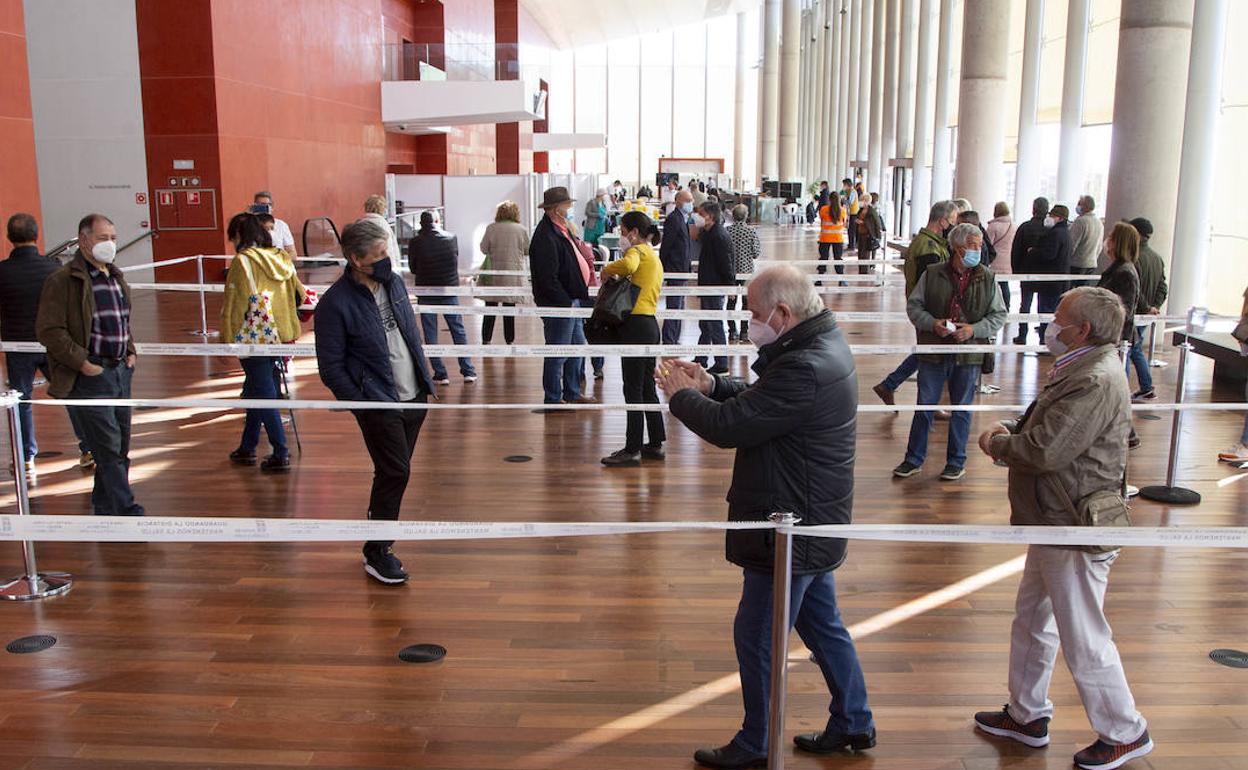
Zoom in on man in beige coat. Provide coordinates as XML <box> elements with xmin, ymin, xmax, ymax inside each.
<box><xmin>971</xmin><ymin>286</ymin><xmax>1152</xmax><ymax>770</ymax></box>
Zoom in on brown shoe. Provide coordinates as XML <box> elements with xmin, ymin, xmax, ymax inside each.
<box><xmin>872</xmin><ymin>383</ymin><xmax>895</xmax><ymax>406</ymax></box>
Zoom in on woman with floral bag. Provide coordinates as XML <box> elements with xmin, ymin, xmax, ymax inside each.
<box><xmin>220</xmin><ymin>212</ymin><xmax>308</xmax><ymax>472</ymax></box>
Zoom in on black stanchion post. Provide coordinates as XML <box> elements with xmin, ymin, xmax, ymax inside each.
<box><xmin>0</xmin><ymin>391</ymin><xmax>72</xmax><ymax>601</ymax></box>
<box><xmin>767</xmin><ymin>511</ymin><xmax>798</xmax><ymax>770</ymax></box>
<box><xmin>1140</xmin><ymin>309</ymin><xmax>1202</xmax><ymax>505</ymax></box>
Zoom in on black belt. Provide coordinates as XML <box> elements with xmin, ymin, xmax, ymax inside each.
<box><xmin>88</xmin><ymin>355</ymin><xmax>125</xmax><ymax>368</ymax></box>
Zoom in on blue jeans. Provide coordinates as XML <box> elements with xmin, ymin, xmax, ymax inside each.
<box><xmin>694</xmin><ymin>294</ymin><xmax>729</xmax><ymax>369</ymax></box>
<box><xmin>5</xmin><ymin>352</ymin><xmax>88</xmax><ymax>461</ymax></box>
<box><xmin>881</xmin><ymin>353</ymin><xmax>918</xmax><ymax>391</ymax></box>
<box><xmin>420</xmin><ymin>295</ymin><xmax>476</xmax><ymax>379</ymax></box>
<box><xmin>541</xmin><ymin>302</ymin><xmax>585</xmax><ymax>403</ymax></box>
<box><xmin>67</xmin><ymin>364</ymin><xmax>143</xmax><ymax>516</ymax></box>
<box><xmin>238</xmin><ymin>356</ymin><xmax>287</xmax><ymax>458</ymax></box>
<box><xmin>733</xmin><ymin>569</ymin><xmax>874</xmax><ymax>755</ymax></box>
<box><xmin>662</xmin><ymin>286</ymin><xmax>685</xmax><ymax>345</ymax></box>
<box><xmin>904</xmin><ymin>358</ymin><xmax>981</xmax><ymax>469</ymax></box>
<box><xmin>1127</xmin><ymin>326</ymin><xmax>1153</xmax><ymax>391</ymax></box>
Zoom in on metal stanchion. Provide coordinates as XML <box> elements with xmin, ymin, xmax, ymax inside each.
<box><xmin>191</xmin><ymin>254</ymin><xmax>211</xmax><ymax>338</ymax></box>
<box><xmin>767</xmin><ymin>511</ymin><xmax>799</xmax><ymax>770</ymax></box>
<box><xmin>0</xmin><ymin>391</ymin><xmax>72</xmax><ymax>601</ymax></box>
<box><xmin>1140</xmin><ymin>311</ymin><xmax>1203</xmax><ymax>504</ymax></box>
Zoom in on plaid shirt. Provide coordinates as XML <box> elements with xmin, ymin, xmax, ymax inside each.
<box><xmin>87</xmin><ymin>264</ymin><xmax>131</xmax><ymax>360</ymax></box>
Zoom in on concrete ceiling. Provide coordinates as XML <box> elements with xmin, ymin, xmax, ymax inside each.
<box><xmin>520</xmin><ymin>0</ymin><xmax>757</xmax><ymax>50</ymax></box>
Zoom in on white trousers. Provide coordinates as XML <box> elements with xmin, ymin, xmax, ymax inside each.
<box><xmin>1008</xmin><ymin>545</ymin><xmax>1147</xmax><ymax>744</ymax></box>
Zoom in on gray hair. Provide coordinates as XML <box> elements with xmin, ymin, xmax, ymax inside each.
<box><xmin>928</xmin><ymin>200</ymin><xmax>958</xmax><ymax>225</ymax></box>
<box><xmin>731</xmin><ymin>204</ymin><xmax>749</xmax><ymax>223</ymax></box>
<box><xmin>254</xmin><ymin>190</ymin><xmax>273</xmax><ymax>202</ymax></box>
<box><xmin>946</xmin><ymin>223</ymin><xmax>982</xmax><ymax>253</ymax></box>
<box><xmin>1061</xmin><ymin>286</ymin><xmax>1126</xmax><ymax>346</ymax></box>
<box><xmin>749</xmin><ymin>264</ymin><xmax>824</xmax><ymax>321</ymax></box>
<box><xmin>340</xmin><ymin>218</ymin><xmax>391</xmax><ymax>260</ymax></box>
<box><xmin>952</xmin><ymin>197</ymin><xmax>972</xmax><ymax>213</ymax></box>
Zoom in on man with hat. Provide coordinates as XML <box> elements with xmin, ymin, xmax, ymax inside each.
<box><xmin>529</xmin><ymin>187</ymin><xmax>594</xmax><ymax>406</ymax></box>
<box><xmin>1126</xmin><ymin>217</ymin><xmax>1167</xmax><ymax>400</ymax></box>
<box><xmin>1028</xmin><ymin>204</ymin><xmax>1074</xmax><ymax>345</ymax></box>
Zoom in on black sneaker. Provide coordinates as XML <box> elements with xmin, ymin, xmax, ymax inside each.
<box><xmin>260</xmin><ymin>454</ymin><xmax>290</xmax><ymax>473</ymax></box>
<box><xmin>601</xmin><ymin>449</ymin><xmax>641</xmax><ymax>467</ymax></box>
<box><xmin>793</xmin><ymin>726</ymin><xmax>876</xmax><ymax>754</ymax></box>
<box><xmin>229</xmin><ymin>449</ymin><xmax>256</xmax><ymax>466</ymax></box>
<box><xmin>973</xmin><ymin>705</ymin><xmax>1050</xmax><ymax>748</ymax></box>
<box><xmin>892</xmin><ymin>461</ymin><xmax>921</xmax><ymax>478</ymax></box>
<box><xmin>363</xmin><ymin>545</ymin><xmax>408</xmax><ymax>584</ymax></box>
<box><xmin>1073</xmin><ymin>730</ymin><xmax>1153</xmax><ymax>769</ymax></box>
<box><xmin>641</xmin><ymin>443</ymin><xmax>666</xmax><ymax>460</ymax></box>
<box><xmin>1132</xmin><ymin>387</ymin><xmax>1156</xmax><ymax>402</ymax></box>
<box><xmin>939</xmin><ymin>464</ymin><xmax>966</xmax><ymax>481</ymax></box>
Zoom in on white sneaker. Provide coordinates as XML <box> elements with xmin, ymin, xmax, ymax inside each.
<box><xmin>79</xmin><ymin>451</ymin><xmax>95</xmax><ymax>469</ymax></box>
<box><xmin>463</xmin><ymin>374</ymin><xmax>478</xmax><ymax>383</ymax></box>
<box><xmin>1218</xmin><ymin>443</ymin><xmax>1248</xmax><ymax>463</ymax></box>
<box><xmin>24</xmin><ymin>459</ymin><xmax>36</xmax><ymax>482</ymax></box>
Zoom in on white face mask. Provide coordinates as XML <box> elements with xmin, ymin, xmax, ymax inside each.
<box><xmin>91</xmin><ymin>240</ymin><xmax>117</xmax><ymax>265</ymax></box>
<box><xmin>1043</xmin><ymin>216</ymin><xmax>1056</xmax><ymax>229</ymax></box>
<box><xmin>748</xmin><ymin>308</ymin><xmax>785</xmax><ymax>348</ymax></box>
<box><xmin>691</xmin><ymin>213</ymin><xmax>707</xmax><ymax>229</ymax></box>
<box><xmin>1044</xmin><ymin>322</ymin><xmax>1068</xmax><ymax>356</ymax></box>
<box><xmin>618</xmin><ymin>230</ymin><xmax>634</xmax><ymax>248</ymax></box>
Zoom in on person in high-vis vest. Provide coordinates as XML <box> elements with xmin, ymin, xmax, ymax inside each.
<box><xmin>818</xmin><ymin>197</ymin><xmax>848</xmax><ymax>278</ymax></box>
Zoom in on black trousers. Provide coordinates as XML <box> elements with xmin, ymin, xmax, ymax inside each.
<box><xmin>817</xmin><ymin>242</ymin><xmax>845</xmax><ymax>274</ymax></box>
<box><xmin>618</xmin><ymin>314</ymin><xmax>666</xmax><ymax>452</ymax></box>
<box><xmin>481</xmin><ymin>301</ymin><xmax>515</xmax><ymax>344</ymax></box>
<box><xmin>352</xmin><ymin>397</ymin><xmax>428</xmax><ymax>549</ymax></box>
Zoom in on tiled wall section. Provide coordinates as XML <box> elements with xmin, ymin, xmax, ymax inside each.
<box><xmin>0</xmin><ymin>0</ymin><xmax>42</xmax><ymax>243</ymax></box>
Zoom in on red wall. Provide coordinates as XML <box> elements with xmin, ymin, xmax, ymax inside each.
<box><xmin>0</xmin><ymin>0</ymin><xmax>42</xmax><ymax>247</ymax></box>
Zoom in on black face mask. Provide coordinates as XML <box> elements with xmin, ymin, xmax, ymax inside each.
<box><xmin>370</xmin><ymin>257</ymin><xmax>394</xmax><ymax>283</ymax></box>
<box><xmin>941</xmin><ymin>222</ymin><xmax>954</xmax><ymax>238</ymax></box>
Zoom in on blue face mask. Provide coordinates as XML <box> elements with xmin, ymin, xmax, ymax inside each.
<box><xmin>962</xmin><ymin>249</ymin><xmax>981</xmax><ymax>269</ymax></box>
<box><xmin>370</xmin><ymin>257</ymin><xmax>393</xmax><ymax>283</ymax></box>
<box><xmin>681</xmin><ymin>202</ymin><xmax>693</xmax><ymax>215</ymax></box>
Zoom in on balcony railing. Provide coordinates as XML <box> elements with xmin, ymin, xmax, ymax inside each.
<box><xmin>382</xmin><ymin>43</ymin><xmax>525</xmax><ymax>83</ymax></box>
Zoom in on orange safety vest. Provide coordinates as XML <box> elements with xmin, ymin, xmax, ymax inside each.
<box><xmin>819</xmin><ymin>204</ymin><xmax>847</xmax><ymax>244</ymax></box>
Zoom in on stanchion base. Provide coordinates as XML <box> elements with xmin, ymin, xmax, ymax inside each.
<box><xmin>0</xmin><ymin>573</ymin><xmax>73</xmax><ymax>601</ymax></box>
<box><xmin>1149</xmin><ymin>359</ymin><xmax>1169</xmax><ymax>368</ymax></box>
<box><xmin>1137</xmin><ymin>486</ymin><xmax>1202</xmax><ymax>505</ymax></box>
<box><xmin>188</xmin><ymin>330</ymin><xmax>217</xmax><ymax>338</ymax></box>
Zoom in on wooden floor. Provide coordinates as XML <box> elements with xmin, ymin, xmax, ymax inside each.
<box><xmin>1</xmin><ymin>226</ymin><xmax>1245</xmax><ymax>770</ymax></box>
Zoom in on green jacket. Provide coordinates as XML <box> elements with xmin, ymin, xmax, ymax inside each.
<box><xmin>907</xmin><ymin>262</ymin><xmax>1007</xmax><ymax>367</ymax></box>
<box><xmin>903</xmin><ymin>227</ymin><xmax>950</xmax><ymax>296</ymax></box>
<box><xmin>1136</xmin><ymin>241</ymin><xmax>1168</xmax><ymax>310</ymax></box>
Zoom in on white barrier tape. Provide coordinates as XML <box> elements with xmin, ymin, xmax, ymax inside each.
<box><xmin>118</xmin><ymin>255</ymin><xmax>203</xmax><ymax>272</ymax></box>
<box><xmin>21</xmin><ymin>394</ymin><xmax>1248</xmax><ymax>415</ymax></box>
<box><xmin>0</xmin><ymin>515</ymin><xmax>1244</xmax><ymax>550</ymax></box>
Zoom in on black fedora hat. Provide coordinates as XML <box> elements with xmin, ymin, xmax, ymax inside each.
<box><xmin>540</xmin><ymin>186</ymin><xmax>573</xmax><ymax>209</ymax></box>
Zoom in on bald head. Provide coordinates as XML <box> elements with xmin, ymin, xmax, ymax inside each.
<box><xmin>747</xmin><ymin>264</ymin><xmax>825</xmax><ymax>326</ymax></box>
<box><xmin>675</xmin><ymin>190</ymin><xmax>693</xmax><ymax>205</ymax></box>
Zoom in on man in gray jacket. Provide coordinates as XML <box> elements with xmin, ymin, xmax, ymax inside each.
<box><xmin>1069</xmin><ymin>195</ymin><xmax>1104</xmax><ymax>282</ymax></box>
<box><xmin>973</xmin><ymin>286</ymin><xmax>1152</xmax><ymax>770</ymax></box>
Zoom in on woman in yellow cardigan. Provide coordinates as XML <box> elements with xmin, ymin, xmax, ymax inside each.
<box><xmin>220</xmin><ymin>212</ymin><xmax>307</xmax><ymax>472</ymax></box>
<box><xmin>600</xmin><ymin>210</ymin><xmax>666</xmax><ymax>467</ymax></box>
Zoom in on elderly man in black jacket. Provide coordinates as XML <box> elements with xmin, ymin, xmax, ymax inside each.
<box><xmin>692</xmin><ymin>201</ymin><xmax>735</xmax><ymax>374</ymax></box>
<box><xmin>409</xmin><ymin>211</ymin><xmax>476</xmax><ymax>385</ymax></box>
<box><xmin>1029</xmin><ymin>204</ymin><xmax>1074</xmax><ymax>343</ymax></box>
<box><xmin>660</xmin><ymin>189</ymin><xmax>694</xmax><ymax>344</ymax></box>
<box><xmin>658</xmin><ymin>264</ymin><xmax>875</xmax><ymax>770</ymax></box>
<box><xmin>317</xmin><ymin>219</ymin><xmax>435</xmax><ymax>585</ymax></box>
<box><xmin>529</xmin><ymin>187</ymin><xmax>594</xmax><ymax>406</ymax></box>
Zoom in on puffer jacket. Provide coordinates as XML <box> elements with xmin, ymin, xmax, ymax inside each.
<box><xmin>903</xmin><ymin>227</ymin><xmax>949</xmax><ymax>296</ymax></box>
<box><xmin>220</xmin><ymin>246</ymin><xmax>307</xmax><ymax>344</ymax></box>
<box><xmin>989</xmin><ymin>345</ymin><xmax>1131</xmax><ymax>532</ymax></box>
<box><xmin>668</xmin><ymin>310</ymin><xmax>857</xmax><ymax>574</ymax></box>
<box><xmin>409</xmin><ymin>226</ymin><xmax>460</xmax><ymax>287</ymax></box>
<box><xmin>1097</xmin><ymin>260</ymin><xmax>1141</xmax><ymax>343</ymax></box>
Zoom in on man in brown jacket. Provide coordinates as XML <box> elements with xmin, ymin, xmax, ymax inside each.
<box><xmin>36</xmin><ymin>214</ymin><xmax>143</xmax><ymax>517</ymax></box>
<box><xmin>972</xmin><ymin>286</ymin><xmax>1151</xmax><ymax>770</ymax></box>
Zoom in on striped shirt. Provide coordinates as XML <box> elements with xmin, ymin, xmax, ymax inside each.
<box><xmin>87</xmin><ymin>264</ymin><xmax>130</xmax><ymax>360</ymax></box>
<box><xmin>1050</xmin><ymin>344</ymin><xmax>1095</xmax><ymax>380</ymax></box>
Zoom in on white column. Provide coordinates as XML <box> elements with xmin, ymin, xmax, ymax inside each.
<box><xmin>734</xmin><ymin>11</ymin><xmax>748</xmax><ymax>188</ymax></box>
<box><xmin>929</xmin><ymin>0</ymin><xmax>955</xmax><ymax>203</ymax></box>
<box><xmin>857</xmin><ymin>0</ymin><xmax>873</xmax><ymax>175</ymax></box>
<box><xmin>847</xmin><ymin>0</ymin><xmax>862</xmax><ymax>176</ymax></box>
<box><xmin>881</xmin><ymin>0</ymin><xmax>899</xmax><ymax>211</ymax></box>
<box><xmin>836</xmin><ymin>2</ymin><xmax>851</xmax><ymax>179</ymax></box>
<box><xmin>761</xmin><ymin>0</ymin><xmax>782</xmax><ymax>181</ymax></box>
<box><xmin>910</xmin><ymin>0</ymin><xmax>937</xmax><ymax>226</ymax></box>
<box><xmin>798</xmin><ymin>9</ymin><xmax>810</xmax><ymax>175</ymax></box>
<box><xmin>811</xmin><ymin>3</ymin><xmax>826</xmax><ymax>180</ymax></box>
<box><xmin>954</xmin><ymin>0</ymin><xmax>1010</xmax><ymax>213</ymax></box>
<box><xmin>1103</xmin><ymin>0</ymin><xmax>1193</xmax><ymax>272</ymax></box>
<box><xmin>1014</xmin><ymin>0</ymin><xmax>1044</xmax><ymax>219</ymax></box>
<box><xmin>779</xmin><ymin>0</ymin><xmax>801</xmax><ymax>179</ymax></box>
<box><xmin>896</xmin><ymin>0</ymin><xmax>917</xmax><ymax>158</ymax></box>
<box><xmin>1056</xmin><ymin>0</ymin><xmax>1091</xmax><ymax>205</ymax></box>
<box><xmin>1169</xmin><ymin>0</ymin><xmax>1226</xmax><ymax>311</ymax></box>
<box><xmin>868</xmin><ymin>0</ymin><xmax>886</xmax><ymax>192</ymax></box>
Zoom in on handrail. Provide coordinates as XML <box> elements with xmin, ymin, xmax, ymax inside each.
<box><xmin>117</xmin><ymin>230</ymin><xmax>154</xmax><ymax>254</ymax></box>
<box><xmin>44</xmin><ymin>238</ymin><xmax>76</xmax><ymax>260</ymax></box>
